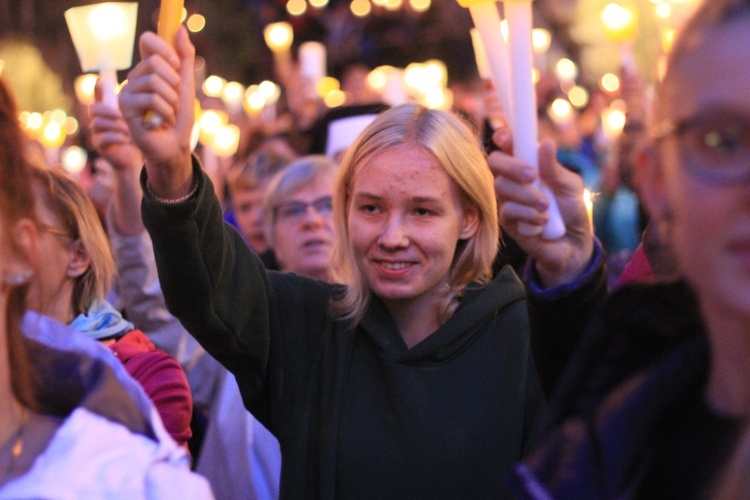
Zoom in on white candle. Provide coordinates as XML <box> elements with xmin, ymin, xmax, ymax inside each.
<box><xmin>98</xmin><ymin>68</ymin><xmax>119</xmax><ymax>109</ymax></box>
<box><xmin>505</xmin><ymin>0</ymin><xmax>565</xmax><ymax>239</ymax></box>
<box><xmin>465</xmin><ymin>2</ymin><xmax>513</xmax><ymax>125</ymax></box>
<box><xmin>299</xmin><ymin>41</ymin><xmax>326</xmax><ymax>98</ymax></box>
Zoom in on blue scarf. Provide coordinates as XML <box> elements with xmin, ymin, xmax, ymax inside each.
<box><xmin>69</xmin><ymin>300</ymin><xmax>134</xmax><ymax>341</ymax></box>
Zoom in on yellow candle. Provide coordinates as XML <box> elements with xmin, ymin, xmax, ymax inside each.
<box><xmin>143</xmin><ymin>0</ymin><xmax>185</xmax><ymax>127</ymax></box>
<box><xmin>157</xmin><ymin>0</ymin><xmax>185</xmax><ymax>46</ymax></box>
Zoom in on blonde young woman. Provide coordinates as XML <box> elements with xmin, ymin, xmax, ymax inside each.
<box><xmin>0</xmin><ymin>77</ymin><xmax>211</xmax><ymax>498</ymax></box>
<box><xmin>118</xmin><ymin>28</ymin><xmax>598</xmax><ymax>497</ymax></box>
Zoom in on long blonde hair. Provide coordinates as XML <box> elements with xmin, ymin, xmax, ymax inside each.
<box><xmin>30</xmin><ymin>166</ymin><xmax>116</xmax><ymax>316</ymax></box>
<box><xmin>330</xmin><ymin>103</ymin><xmax>499</xmax><ymax>326</ymax></box>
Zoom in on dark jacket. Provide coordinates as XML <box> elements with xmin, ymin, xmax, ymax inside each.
<box><xmin>507</xmin><ymin>280</ymin><xmax>744</xmax><ymax>499</ymax></box>
<box><xmin>142</xmin><ymin>164</ymin><xmax>550</xmax><ymax>499</ymax></box>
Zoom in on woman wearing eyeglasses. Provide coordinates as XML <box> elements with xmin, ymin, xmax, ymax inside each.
<box><xmin>260</xmin><ymin>155</ymin><xmax>337</xmax><ymax>283</ymax></box>
<box><xmin>25</xmin><ymin>166</ymin><xmax>194</xmax><ymax>453</ymax></box>
<box><xmin>0</xmin><ymin>75</ymin><xmax>211</xmax><ymax>498</ymax></box>
<box><xmin>494</xmin><ymin>0</ymin><xmax>750</xmax><ymax>496</ymax></box>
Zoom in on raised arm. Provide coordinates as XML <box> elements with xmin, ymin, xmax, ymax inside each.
<box><xmin>489</xmin><ymin>127</ymin><xmax>607</xmax><ymax>396</ymax></box>
<box><xmin>119</xmin><ymin>28</ymin><xmax>195</xmax><ymax>201</ymax></box>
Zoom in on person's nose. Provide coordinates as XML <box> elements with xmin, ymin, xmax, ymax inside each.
<box><xmin>301</xmin><ymin>205</ymin><xmax>326</xmax><ymax>227</ymax></box>
<box><xmin>377</xmin><ymin>215</ymin><xmax>409</xmax><ymax>249</ymax></box>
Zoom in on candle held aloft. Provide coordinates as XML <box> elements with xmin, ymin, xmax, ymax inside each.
<box><xmin>299</xmin><ymin>42</ymin><xmax>326</xmax><ymax>99</ymax></box>
<box><xmin>157</xmin><ymin>0</ymin><xmax>185</xmax><ymax>45</ymax></box>
<box><xmin>143</xmin><ymin>0</ymin><xmax>185</xmax><ymax>128</ymax></box>
<box><xmin>504</xmin><ymin>0</ymin><xmax>565</xmax><ymax>239</ymax></box>
<box><xmin>457</xmin><ymin>0</ymin><xmax>513</xmax><ymax>125</ymax></box>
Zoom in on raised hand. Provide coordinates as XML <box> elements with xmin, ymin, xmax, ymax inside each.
<box><xmin>489</xmin><ymin>127</ymin><xmax>595</xmax><ymax>288</ymax></box>
<box><xmin>119</xmin><ymin>27</ymin><xmax>195</xmax><ymax>199</ymax></box>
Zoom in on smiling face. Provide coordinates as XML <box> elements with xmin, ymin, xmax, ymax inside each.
<box><xmin>271</xmin><ymin>177</ymin><xmax>335</xmax><ymax>281</ymax></box>
<box><xmin>648</xmin><ymin>17</ymin><xmax>750</xmax><ymax>322</ymax></box>
<box><xmin>347</xmin><ymin>144</ymin><xmax>478</xmax><ymax>318</ymax></box>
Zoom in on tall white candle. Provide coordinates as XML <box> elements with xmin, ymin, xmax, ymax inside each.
<box><xmin>465</xmin><ymin>2</ymin><xmax>513</xmax><ymax>125</ymax></box>
<box><xmin>505</xmin><ymin>0</ymin><xmax>565</xmax><ymax>239</ymax></box>
<box><xmin>299</xmin><ymin>41</ymin><xmax>326</xmax><ymax>98</ymax></box>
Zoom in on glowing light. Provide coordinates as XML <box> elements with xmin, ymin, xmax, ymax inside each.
<box><xmin>655</xmin><ymin>2</ymin><xmax>671</xmax><ymax>19</ymax></box>
<box><xmin>41</xmin><ymin>122</ymin><xmax>65</xmax><ymax>149</ymax></box>
<box><xmin>662</xmin><ymin>28</ymin><xmax>676</xmax><ymax>53</ymax></box>
<box><xmin>410</xmin><ymin>0</ymin><xmax>430</xmax><ymax>12</ymax></box>
<box><xmin>532</xmin><ymin>29</ymin><xmax>551</xmax><ymax>54</ymax></box>
<box><xmin>88</xmin><ymin>3</ymin><xmax>130</xmax><ymax>42</ymax></box>
<box><xmin>286</xmin><ymin>0</ymin><xmax>307</xmax><ymax>16</ymax></box>
<box><xmin>602</xmin><ymin>107</ymin><xmax>627</xmax><ymax>138</ymax></box>
<box><xmin>548</xmin><ymin>98</ymin><xmax>574</xmax><ymax>125</ymax></box>
<box><xmin>317</xmin><ymin>76</ymin><xmax>340</xmax><ymax>99</ymax></box>
<box><xmin>258</xmin><ymin>81</ymin><xmax>281</xmax><ymax>101</ymax></box>
<box><xmin>367</xmin><ymin>66</ymin><xmax>390</xmax><ymax>90</ymax></box>
<box><xmin>211</xmin><ymin>124</ymin><xmax>240</xmax><ymax>157</ymax></box>
<box><xmin>601</xmin><ymin>3</ymin><xmax>639</xmax><ymax>43</ymax></box>
<box><xmin>202</xmin><ymin>75</ymin><xmax>226</xmax><ymax>97</ymax></box>
<box><xmin>61</xmin><ymin>146</ymin><xmax>88</xmax><ymax>175</ymax></box>
<box><xmin>556</xmin><ymin>58</ymin><xmax>578</xmax><ymax>81</ymax></box>
<box><xmin>324</xmin><ymin>89</ymin><xmax>347</xmax><ymax>108</ymax></box>
<box><xmin>310</xmin><ymin>0</ymin><xmax>329</xmax><ymax>7</ymax></box>
<box><xmin>350</xmin><ymin>0</ymin><xmax>371</xmax><ymax>17</ymax></box>
<box><xmin>600</xmin><ymin>73</ymin><xmax>620</xmax><ymax>93</ymax></box>
<box><xmin>187</xmin><ymin>14</ymin><xmax>206</xmax><ymax>33</ymax></box>
<box><xmin>263</xmin><ymin>22</ymin><xmax>293</xmax><ymax>53</ymax></box>
<box><xmin>74</xmin><ymin>73</ymin><xmax>98</xmax><ymax>105</ymax></box>
<box><xmin>568</xmin><ymin>85</ymin><xmax>590</xmax><ymax>109</ymax></box>
<box><xmin>198</xmin><ymin>109</ymin><xmax>228</xmax><ymax>145</ymax></box>
<box><xmin>222</xmin><ymin>81</ymin><xmax>245</xmax><ymax>109</ymax></box>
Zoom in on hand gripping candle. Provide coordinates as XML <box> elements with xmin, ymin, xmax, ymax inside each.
<box><xmin>457</xmin><ymin>0</ymin><xmax>513</xmax><ymax>125</ymax></box>
<box><xmin>504</xmin><ymin>0</ymin><xmax>565</xmax><ymax>239</ymax></box>
<box><xmin>143</xmin><ymin>0</ymin><xmax>185</xmax><ymax>128</ymax></box>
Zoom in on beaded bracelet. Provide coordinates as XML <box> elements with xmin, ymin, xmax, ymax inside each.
<box><xmin>146</xmin><ymin>180</ymin><xmax>199</xmax><ymax>205</ymax></box>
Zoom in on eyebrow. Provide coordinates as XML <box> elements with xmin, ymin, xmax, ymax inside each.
<box><xmin>351</xmin><ymin>192</ymin><xmax>444</xmax><ymax>204</ymax></box>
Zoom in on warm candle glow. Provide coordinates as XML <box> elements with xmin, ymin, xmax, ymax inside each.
<box><xmin>568</xmin><ymin>85</ymin><xmax>589</xmax><ymax>109</ymax></box>
<box><xmin>61</xmin><ymin>146</ymin><xmax>88</xmax><ymax>175</ymax></box>
<box><xmin>583</xmin><ymin>189</ymin><xmax>594</xmax><ymax>230</ymax></box>
<box><xmin>202</xmin><ymin>75</ymin><xmax>227</xmax><ymax>98</ymax></box>
<box><xmin>601</xmin><ymin>3</ymin><xmax>639</xmax><ymax>43</ymax></box>
<box><xmin>74</xmin><ymin>73</ymin><xmax>98</xmax><ymax>105</ymax></box>
<box><xmin>198</xmin><ymin>109</ymin><xmax>228</xmax><ymax>145</ymax></box>
<box><xmin>263</xmin><ymin>22</ymin><xmax>294</xmax><ymax>53</ymax></box>
<box><xmin>211</xmin><ymin>124</ymin><xmax>240</xmax><ymax>157</ymax></box>
<box><xmin>532</xmin><ymin>28</ymin><xmax>551</xmax><ymax>54</ymax></box>
<box><xmin>89</xmin><ymin>4</ymin><xmax>131</xmax><ymax>42</ymax></box>
<box><xmin>548</xmin><ymin>98</ymin><xmax>574</xmax><ymax>125</ymax></box>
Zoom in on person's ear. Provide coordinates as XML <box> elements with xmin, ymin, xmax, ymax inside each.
<box><xmin>638</xmin><ymin>143</ymin><xmax>670</xmax><ymax>221</ymax></box>
<box><xmin>66</xmin><ymin>240</ymin><xmax>91</xmax><ymax>279</ymax></box>
<box><xmin>2</xmin><ymin>218</ymin><xmax>37</xmax><ymax>287</ymax></box>
<box><xmin>459</xmin><ymin>205</ymin><xmax>480</xmax><ymax>240</ymax></box>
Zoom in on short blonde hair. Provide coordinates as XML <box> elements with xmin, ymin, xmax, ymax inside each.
<box><xmin>30</xmin><ymin>166</ymin><xmax>115</xmax><ymax>316</ymax></box>
<box><xmin>330</xmin><ymin>103</ymin><xmax>499</xmax><ymax>326</ymax></box>
<box><xmin>261</xmin><ymin>155</ymin><xmax>337</xmax><ymax>249</ymax></box>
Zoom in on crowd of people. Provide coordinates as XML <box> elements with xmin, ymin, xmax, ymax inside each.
<box><xmin>2</xmin><ymin>0</ymin><xmax>750</xmax><ymax>497</ymax></box>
